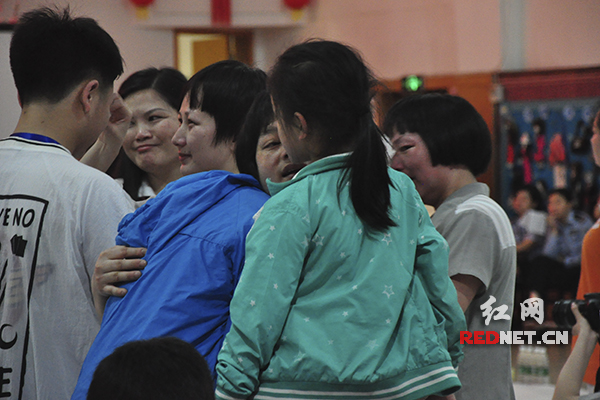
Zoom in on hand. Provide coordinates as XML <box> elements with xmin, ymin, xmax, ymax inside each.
<box><xmin>571</xmin><ymin>302</ymin><xmax>598</xmax><ymax>339</ymax></box>
<box><xmin>93</xmin><ymin>245</ymin><xmax>146</xmax><ymax>297</ymax></box>
<box><xmin>547</xmin><ymin>215</ymin><xmax>558</xmax><ymax>232</ymax></box>
<box><xmin>80</xmin><ymin>95</ymin><xmax>132</xmax><ymax>171</ymax></box>
<box><xmin>100</xmin><ymin>94</ymin><xmax>132</xmax><ymax>146</ymax></box>
<box><xmin>92</xmin><ymin>245</ymin><xmax>146</xmax><ymax>317</ymax></box>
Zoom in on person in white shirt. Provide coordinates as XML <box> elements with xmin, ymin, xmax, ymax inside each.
<box><xmin>0</xmin><ymin>7</ymin><xmax>134</xmax><ymax>399</ymax></box>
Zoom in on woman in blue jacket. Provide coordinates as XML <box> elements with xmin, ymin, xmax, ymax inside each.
<box><xmin>71</xmin><ymin>60</ymin><xmax>269</xmax><ymax>399</ymax></box>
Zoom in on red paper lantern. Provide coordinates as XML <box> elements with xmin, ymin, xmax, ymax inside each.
<box><xmin>283</xmin><ymin>0</ymin><xmax>311</xmax><ymax>10</ymax></box>
<box><xmin>283</xmin><ymin>0</ymin><xmax>311</xmax><ymax>21</ymax></box>
<box><xmin>130</xmin><ymin>0</ymin><xmax>155</xmax><ymax>19</ymax></box>
<box><xmin>130</xmin><ymin>0</ymin><xmax>154</xmax><ymax>6</ymax></box>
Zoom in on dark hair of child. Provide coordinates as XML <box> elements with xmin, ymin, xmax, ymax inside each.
<box><xmin>268</xmin><ymin>39</ymin><xmax>395</xmax><ymax>232</ymax></box>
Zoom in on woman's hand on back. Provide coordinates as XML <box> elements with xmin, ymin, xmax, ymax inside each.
<box><xmin>92</xmin><ymin>245</ymin><xmax>146</xmax><ymax>317</ymax></box>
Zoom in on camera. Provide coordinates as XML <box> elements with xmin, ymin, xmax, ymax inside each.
<box><xmin>553</xmin><ymin>293</ymin><xmax>600</xmax><ymax>333</ymax></box>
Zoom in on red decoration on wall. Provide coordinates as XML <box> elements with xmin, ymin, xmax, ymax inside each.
<box><xmin>130</xmin><ymin>0</ymin><xmax>154</xmax><ymax>6</ymax></box>
<box><xmin>283</xmin><ymin>0</ymin><xmax>311</xmax><ymax>21</ymax></box>
<box><xmin>212</xmin><ymin>0</ymin><xmax>231</xmax><ymax>26</ymax></box>
<box><xmin>129</xmin><ymin>0</ymin><xmax>155</xmax><ymax>19</ymax></box>
<box><xmin>283</xmin><ymin>0</ymin><xmax>311</xmax><ymax>9</ymax></box>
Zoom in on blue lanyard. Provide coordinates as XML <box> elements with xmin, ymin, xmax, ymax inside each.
<box><xmin>10</xmin><ymin>132</ymin><xmax>61</xmax><ymax>146</ymax></box>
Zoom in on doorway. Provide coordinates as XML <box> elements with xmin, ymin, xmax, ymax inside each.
<box><xmin>175</xmin><ymin>30</ymin><xmax>253</xmax><ymax>78</ymax></box>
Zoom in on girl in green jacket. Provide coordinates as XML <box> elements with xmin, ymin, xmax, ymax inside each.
<box><xmin>216</xmin><ymin>40</ymin><xmax>466</xmax><ymax>400</ymax></box>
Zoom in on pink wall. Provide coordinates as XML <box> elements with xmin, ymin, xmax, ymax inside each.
<box><xmin>525</xmin><ymin>0</ymin><xmax>600</xmax><ymax>70</ymax></box>
<box><xmin>295</xmin><ymin>0</ymin><xmax>502</xmax><ymax>79</ymax></box>
<box><xmin>1</xmin><ymin>0</ymin><xmax>599</xmax><ymax>85</ymax></box>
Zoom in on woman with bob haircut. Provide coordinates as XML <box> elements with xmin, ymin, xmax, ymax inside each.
<box><xmin>384</xmin><ymin>93</ymin><xmax>517</xmax><ymax>400</ymax></box>
<box><xmin>235</xmin><ymin>90</ymin><xmax>304</xmax><ymax>192</ymax></box>
<box><xmin>215</xmin><ymin>40</ymin><xmax>465</xmax><ymax>400</ymax></box>
<box><xmin>72</xmin><ymin>60</ymin><xmax>269</xmax><ymax>399</ymax></box>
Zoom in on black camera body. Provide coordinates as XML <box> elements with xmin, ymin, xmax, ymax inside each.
<box><xmin>553</xmin><ymin>293</ymin><xmax>600</xmax><ymax>333</ymax></box>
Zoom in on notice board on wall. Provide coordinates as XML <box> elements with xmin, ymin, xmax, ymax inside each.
<box><xmin>498</xmin><ymin>98</ymin><xmax>600</xmax><ymax>216</ymax></box>
<box><xmin>497</xmin><ymin>68</ymin><xmax>600</xmax><ymax>218</ymax></box>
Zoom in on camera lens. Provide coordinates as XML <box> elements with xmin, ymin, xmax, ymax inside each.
<box><xmin>552</xmin><ymin>300</ymin><xmax>584</xmax><ymax>329</ymax></box>
<box><xmin>553</xmin><ymin>295</ymin><xmax>600</xmax><ymax>333</ymax></box>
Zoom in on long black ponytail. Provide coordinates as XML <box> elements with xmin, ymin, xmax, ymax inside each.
<box><xmin>268</xmin><ymin>40</ymin><xmax>395</xmax><ymax>232</ymax></box>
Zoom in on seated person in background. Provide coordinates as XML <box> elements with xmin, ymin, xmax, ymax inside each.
<box><xmin>71</xmin><ymin>60</ymin><xmax>268</xmax><ymax>399</ymax></box>
<box><xmin>512</xmin><ymin>184</ymin><xmax>547</xmax><ymax>263</ymax></box>
<box><xmin>511</xmin><ymin>184</ymin><xmax>547</xmax><ymax>325</ymax></box>
<box><xmin>552</xmin><ymin>304</ymin><xmax>600</xmax><ymax>400</ymax></box>
<box><xmin>87</xmin><ymin>337</ymin><xmax>214</xmax><ymax>400</ymax></box>
<box><xmin>530</xmin><ymin>188</ymin><xmax>593</xmax><ymax>305</ymax></box>
<box><xmin>384</xmin><ymin>93</ymin><xmax>517</xmax><ymax>400</ymax></box>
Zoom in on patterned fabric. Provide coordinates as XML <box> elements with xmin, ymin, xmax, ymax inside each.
<box><xmin>216</xmin><ymin>154</ymin><xmax>466</xmax><ymax>400</ymax></box>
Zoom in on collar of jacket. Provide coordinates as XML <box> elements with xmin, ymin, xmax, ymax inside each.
<box><xmin>266</xmin><ymin>153</ymin><xmax>351</xmax><ymax>196</ymax></box>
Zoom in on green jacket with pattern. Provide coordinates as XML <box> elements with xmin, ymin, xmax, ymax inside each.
<box><xmin>216</xmin><ymin>154</ymin><xmax>466</xmax><ymax>400</ymax></box>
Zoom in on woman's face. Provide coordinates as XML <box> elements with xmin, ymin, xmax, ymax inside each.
<box><xmin>122</xmin><ymin>89</ymin><xmax>180</xmax><ymax>174</ymax></box>
<box><xmin>592</xmin><ymin>113</ymin><xmax>600</xmax><ymax>167</ymax></box>
<box><xmin>255</xmin><ymin>123</ymin><xmax>304</xmax><ymax>192</ymax></box>
<box><xmin>172</xmin><ymin>94</ymin><xmax>236</xmax><ymax>176</ymax></box>
<box><xmin>512</xmin><ymin>190</ymin><xmax>533</xmax><ymax>216</ymax></box>
<box><xmin>389</xmin><ymin>130</ymin><xmax>449</xmax><ymax>208</ymax></box>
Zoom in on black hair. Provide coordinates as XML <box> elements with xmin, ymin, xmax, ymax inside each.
<box><xmin>235</xmin><ymin>91</ymin><xmax>275</xmax><ymax>184</ymax></box>
<box><xmin>184</xmin><ymin>60</ymin><xmax>267</xmax><ymax>145</ymax></box>
<box><xmin>383</xmin><ymin>93</ymin><xmax>492</xmax><ymax>177</ymax></box>
<box><xmin>110</xmin><ymin>68</ymin><xmax>187</xmax><ymax>201</ymax></box>
<box><xmin>87</xmin><ymin>337</ymin><xmax>214</xmax><ymax>400</ymax></box>
<box><xmin>268</xmin><ymin>39</ymin><xmax>395</xmax><ymax>232</ymax></box>
<box><xmin>532</xmin><ymin>117</ymin><xmax>546</xmax><ymax>135</ymax></box>
<box><xmin>10</xmin><ymin>6</ymin><xmax>123</xmax><ymax>105</ymax></box>
<box><xmin>549</xmin><ymin>188</ymin><xmax>573</xmax><ymax>203</ymax></box>
<box><xmin>119</xmin><ymin>67</ymin><xmax>187</xmax><ymax>110</ymax></box>
<box><xmin>515</xmin><ymin>184</ymin><xmax>545</xmax><ymax>211</ymax></box>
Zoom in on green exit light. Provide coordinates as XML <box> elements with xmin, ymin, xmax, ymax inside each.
<box><xmin>402</xmin><ymin>75</ymin><xmax>424</xmax><ymax>92</ymax></box>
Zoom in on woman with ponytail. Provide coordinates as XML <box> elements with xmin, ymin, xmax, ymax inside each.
<box><xmin>216</xmin><ymin>40</ymin><xmax>466</xmax><ymax>400</ymax></box>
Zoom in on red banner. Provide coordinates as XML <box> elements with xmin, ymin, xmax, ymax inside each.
<box><xmin>211</xmin><ymin>0</ymin><xmax>231</xmax><ymax>25</ymax></box>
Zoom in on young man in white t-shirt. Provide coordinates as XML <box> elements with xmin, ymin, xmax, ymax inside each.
<box><xmin>0</xmin><ymin>7</ymin><xmax>134</xmax><ymax>399</ymax></box>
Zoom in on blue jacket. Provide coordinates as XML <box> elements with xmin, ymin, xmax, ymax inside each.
<box><xmin>542</xmin><ymin>210</ymin><xmax>593</xmax><ymax>267</ymax></box>
<box><xmin>71</xmin><ymin>171</ymin><xmax>269</xmax><ymax>399</ymax></box>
